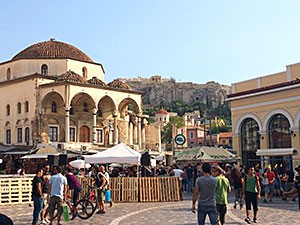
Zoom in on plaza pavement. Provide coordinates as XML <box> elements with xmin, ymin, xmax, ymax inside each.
<box><xmin>0</xmin><ymin>192</ymin><xmax>299</xmax><ymax>225</ymax></box>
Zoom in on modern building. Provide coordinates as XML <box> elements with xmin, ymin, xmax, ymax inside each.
<box><xmin>227</xmin><ymin>62</ymin><xmax>300</xmax><ymax>168</ymax></box>
<box><xmin>0</xmin><ymin>39</ymin><xmax>159</xmax><ymax>155</ymax></box>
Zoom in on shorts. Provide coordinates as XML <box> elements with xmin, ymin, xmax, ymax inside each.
<box><xmin>48</xmin><ymin>196</ymin><xmax>63</xmax><ymax>215</ymax></box>
<box><xmin>264</xmin><ymin>185</ymin><xmax>269</xmax><ymax>193</ymax></box>
<box><xmin>268</xmin><ymin>184</ymin><xmax>274</xmax><ymax>194</ymax></box>
<box><xmin>97</xmin><ymin>189</ymin><xmax>105</xmax><ymax>202</ymax></box>
<box><xmin>245</xmin><ymin>191</ymin><xmax>258</xmax><ymax>211</ymax></box>
<box><xmin>216</xmin><ymin>204</ymin><xmax>227</xmax><ymax>224</ymax></box>
<box><xmin>43</xmin><ymin>193</ymin><xmax>50</xmax><ymax>208</ymax></box>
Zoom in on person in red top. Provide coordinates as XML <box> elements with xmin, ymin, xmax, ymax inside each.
<box><xmin>264</xmin><ymin>166</ymin><xmax>275</xmax><ymax>203</ymax></box>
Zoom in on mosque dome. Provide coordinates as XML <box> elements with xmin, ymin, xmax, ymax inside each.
<box><xmin>107</xmin><ymin>79</ymin><xmax>132</xmax><ymax>90</ymax></box>
<box><xmin>56</xmin><ymin>70</ymin><xmax>87</xmax><ymax>83</ymax></box>
<box><xmin>12</xmin><ymin>38</ymin><xmax>93</xmax><ymax>63</ymax></box>
<box><xmin>87</xmin><ymin>77</ymin><xmax>107</xmax><ymax>87</ymax></box>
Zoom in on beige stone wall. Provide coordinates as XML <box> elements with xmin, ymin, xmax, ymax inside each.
<box><xmin>145</xmin><ymin>124</ymin><xmax>161</xmax><ymax>150</ymax></box>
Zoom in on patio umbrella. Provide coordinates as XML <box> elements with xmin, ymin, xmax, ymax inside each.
<box><xmin>69</xmin><ymin>159</ymin><xmax>91</xmax><ymax>169</ymax></box>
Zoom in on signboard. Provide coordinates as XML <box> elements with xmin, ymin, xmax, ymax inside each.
<box><xmin>174</xmin><ymin>134</ymin><xmax>186</xmax><ymax>145</ymax></box>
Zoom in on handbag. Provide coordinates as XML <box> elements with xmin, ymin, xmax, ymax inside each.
<box><xmin>63</xmin><ymin>203</ymin><xmax>69</xmax><ymax>222</ymax></box>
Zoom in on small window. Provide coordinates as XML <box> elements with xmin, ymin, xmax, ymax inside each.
<box><xmin>17</xmin><ymin>127</ymin><xmax>22</xmax><ymax>143</ymax></box>
<box><xmin>6</xmin><ymin>130</ymin><xmax>11</xmax><ymax>144</ymax></box>
<box><xmin>96</xmin><ymin>129</ymin><xmax>103</xmax><ymax>144</ymax></box>
<box><xmin>7</xmin><ymin>68</ymin><xmax>11</xmax><ymax>80</ymax></box>
<box><xmin>97</xmin><ymin>109</ymin><xmax>102</xmax><ymax>117</ymax></box>
<box><xmin>6</xmin><ymin>104</ymin><xmax>10</xmax><ymax>116</ymax></box>
<box><xmin>82</xmin><ymin>67</ymin><xmax>87</xmax><ymax>79</ymax></box>
<box><xmin>25</xmin><ymin>101</ymin><xmax>29</xmax><ymax>113</ymax></box>
<box><xmin>190</xmin><ymin>132</ymin><xmax>194</xmax><ymax>139</ymax></box>
<box><xmin>49</xmin><ymin>126</ymin><xmax>58</xmax><ymax>142</ymax></box>
<box><xmin>83</xmin><ymin>102</ymin><xmax>89</xmax><ymax>112</ymax></box>
<box><xmin>25</xmin><ymin>127</ymin><xmax>30</xmax><ymax>144</ymax></box>
<box><xmin>17</xmin><ymin>102</ymin><xmax>21</xmax><ymax>114</ymax></box>
<box><xmin>70</xmin><ymin>106</ymin><xmax>74</xmax><ymax>115</ymax></box>
<box><xmin>51</xmin><ymin>101</ymin><xmax>57</xmax><ymax>113</ymax></box>
<box><xmin>69</xmin><ymin>127</ymin><xmax>76</xmax><ymax>142</ymax></box>
<box><xmin>41</xmin><ymin>64</ymin><xmax>48</xmax><ymax>75</ymax></box>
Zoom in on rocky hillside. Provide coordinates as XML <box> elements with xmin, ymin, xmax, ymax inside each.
<box><xmin>122</xmin><ymin>76</ymin><xmax>231</xmax><ymax>108</ymax></box>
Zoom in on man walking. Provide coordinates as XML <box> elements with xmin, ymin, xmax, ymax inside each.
<box><xmin>192</xmin><ymin>163</ymin><xmax>218</xmax><ymax>225</ymax></box>
<box><xmin>242</xmin><ymin>166</ymin><xmax>261</xmax><ymax>224</ymax></box>
<box><xmin>94</xmin><ymin>165</ymin><xmax>107</xmax><ymax>214</ymax></box>
<box><xmin>32</xmin><ymin>168</ymin><xmax>43</xmax><ymax>225</ymax></box>
<box><xmin>212</xmin><ymin>166</ymin><xmax>231</xmax><ymax>225</ymax></box>
<box><xmin>48</xmin><ymin>165</ymin><xmax>68</xmax><ymax>225</ymax></box>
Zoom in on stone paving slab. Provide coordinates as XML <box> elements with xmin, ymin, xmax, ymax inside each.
<box><xmin>0</xmin><ymin>193</ymin><xmax>299</xmax><ymax>225</ymax></box>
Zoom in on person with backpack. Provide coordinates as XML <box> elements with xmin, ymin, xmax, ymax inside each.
<box><xmin>93</xmin><ymin>165</ymin><xmax>107</xmax><ymax>214</ymax></box>
<box><xmin>242</xmin><ymin>166</ymin><xmax>261</xmax><ymax>224</ymax></box>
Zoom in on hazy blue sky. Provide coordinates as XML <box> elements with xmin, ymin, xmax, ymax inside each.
<box><xmin>1</xmin><ymin>1</ymin><xmax>300</xmax><ymax>85</ymax></box>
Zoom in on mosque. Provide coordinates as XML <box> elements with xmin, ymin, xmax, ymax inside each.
<box><xmin>0</xmin><ymin>38</ymin><xmax>160</xmax><ymax>155</ymax></box>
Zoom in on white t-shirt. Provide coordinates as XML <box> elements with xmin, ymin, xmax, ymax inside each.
<box><xmin>173</xmin><ymin>169</ymin><xmax>183</xmax><ymax>180</ymax></box>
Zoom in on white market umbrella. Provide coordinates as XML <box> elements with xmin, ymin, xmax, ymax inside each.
<box><xmin>69</xmin><ymin>159</ymin><xmax>91</xmax><ymax>169</ymax></box>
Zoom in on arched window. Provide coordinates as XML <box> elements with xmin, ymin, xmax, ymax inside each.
<box><xmin>82</xmin><ymin>67</ymin><xmax>88</xmax><ymax>79</ymax></box>
<box><xmin>268</xmin><ymin>114</ymin><xmax>291</xmax><ymax>148</ymax></box>
<box><xmin>6</xmin><ymin>104</ymin><xmax>10</xmax><ymax>116</ymax></box>
<box><xmin>240</xmin><ymin>118</ymin><xmax>260</xmax><ymax>167</ymax></box>
<box><xmin>97</xmin><ymin>109</ymin><xmax>103</xmax><ymax>117</ymax></box>
<box><xmin>70</xmin><ymin>105</ymin><xmax>74</xmax><ymax>115</ymax></box>
<box><xmin>41</xmin><ymin>64</ymin><xmax>48</xmax><ymax>75</ymax></box>
<box><xmin>7</xmin><ymin>68</ymin><xmax>11</xmax><ymax>80</ymax></box>
<box><xmin>25</xmin><ymin>101</ymin><xmax>29</xmax><ymax>113</ymax></box>
<box><xmin>51</xmin><ymin>101</ymin><xmax>57</xmax><ymax>113</ymax></box>
<box><xmin>83</xmin><ymin>102</ymin><xmax>89</xmax><ymax>112</ymax></box>
<box><xmin>25</xmin><ymin>127</ymin><xmax>30</xmax><ymax>144</ymax></box>
<box><xmin>17</xmin><ymin>102</ymin><xmax>21</xmax><ymax>114</ymax></box>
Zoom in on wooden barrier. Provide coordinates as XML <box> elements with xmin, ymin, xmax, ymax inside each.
<box><xmin>0</xmin><ymin>176</ymin><xmax>181</xmax><ymax>206</ymax></box>
<box><xmin>0</xmin><ymin>177</ymin><xmax>32</xmax><ymax>205</ymax></box>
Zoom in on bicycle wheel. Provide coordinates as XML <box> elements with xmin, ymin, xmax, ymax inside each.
<box><xmin>76</xmin><ymin>199</ymin><xmax>95</xmax><ymax>219</ymax></box>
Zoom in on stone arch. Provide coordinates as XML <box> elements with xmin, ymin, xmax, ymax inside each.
<box><xmin>97</xmin><ymin>95</ymin><xmax>116</xmax><ymax>119</ymax></box>
<box><xmin>118</xmin><ymin>97</ymin><xmax>141</xmax><ymax>119</ymax></box>
<box><xmin>262</xmin><ymin>109</ymin><xmax>294</xmax><ymax>132</ymax></box>
<box><xmin>70</xmin><ymin>92</ymin><xmax>95</xmax><ymax>114</ymax></box>
<box><xmin>233</xmin><ymin>113</ymin><xmax>262</xmax><ymax>135</ymax></box>
<box><xmin>41</xmin><ymin>91</ymin><xmax>64</xmax><ymax>114</ymax></box>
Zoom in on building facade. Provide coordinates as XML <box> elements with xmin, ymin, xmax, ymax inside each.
<box><xmin>0</xmin><ymin>39</ymin><xmax>158</xmax><ymax>152</ymax></box>
<box><xmin>227</xmin><ymin>62</ymin><xmax>300</xmax><ymax>168</ymax></box>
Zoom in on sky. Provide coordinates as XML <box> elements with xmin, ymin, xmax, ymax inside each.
<box><xmin>2</xmin><ymin>1</ymin><xmax>300</xmax><ymax>85</ymax></box>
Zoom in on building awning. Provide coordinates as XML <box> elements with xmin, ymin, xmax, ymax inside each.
<box><xmin>256</xmin><ymin>148</ymin><xmax>297</xmax><ymax>156</ymax></box>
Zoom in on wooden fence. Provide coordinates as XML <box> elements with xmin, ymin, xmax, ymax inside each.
<box><xmin>0</xmin><ymin>176</ymin><xmax>181</xmax><ymax>206</ymax></box>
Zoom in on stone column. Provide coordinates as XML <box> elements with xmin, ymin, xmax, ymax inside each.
<box><xmin>137</xmin><ymin>116</ymin><xmax>142</xmax><ymax>148</ymax></box>
<box><xmin>65</xmin><ymin>106</ymin><xmax>70</xmax><ymax>143</ymax></box>
<box><xmin>141</xmin><ymin>117</ymin><xmax>146</xmax><ymax>149</ymax></box>
<box><xmin>92</xmin><ymin>108</ymin><xmax>97</xmax><ymax>145</ymax></box>
<box><xmin>113</xmin><ymin>112</ymin><xmax>118</xmax><ymax>144</ymax></box>
<box><xmin>129</xmin><ymin>122</ymin><xmax>133</xmax><ymax>145</ymax></box>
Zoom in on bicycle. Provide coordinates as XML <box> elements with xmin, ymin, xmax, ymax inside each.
<box><xmin>49</xmin><ymin>194</ymin><xmax>95</xmax><ymax>221</ymax></box>
<box><xmin>82</xmin><ymin>184</ymin><xmax>98</xmax><ymax>214</ymax></box>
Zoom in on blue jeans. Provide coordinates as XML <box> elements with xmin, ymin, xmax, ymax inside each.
<box><xmin>187</xmin><ymin>178</ymin><xmax>193</xmax><ymax>193</ymax></box>
<box><xmin>32</xmin><ymin>196</ymin><xmax>43</xmax><ymax>224</ymax></box>
<box><xmin>197</xmin><ymin>205</ymin><xmax>218</xmax><ymax>225</ymax></box>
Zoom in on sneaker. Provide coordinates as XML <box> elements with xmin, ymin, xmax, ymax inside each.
<box><xmin>109</xmin><ymin>201</ymin><xmax>114</xmax><ymax>207</ymax></box>
<box><xmin>40</xmin><ymin>220</ymin><xmax>48</xmax><ymax>224</ymax></box>
<box><xmin>245</xmin><ymin>217</ymin><xmax>251</xmax><ymax>224</ymax></box>
<box><xmin>253</xmin><ymin>218</ymin><xmax>257</xmax><ymax>223</ymax></box>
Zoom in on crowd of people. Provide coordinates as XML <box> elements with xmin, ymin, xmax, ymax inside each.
<box><xmin>27</xmin><ymin>160</ymin><xmax>300</xmax><ymax>225</ymax></box>
<box><xmin>189</xmin><ymin>162</ymin><xmax>300</xmax><ymax>225</ymax></box>
<box><xmin>30</xmin><ymin>163</ymin><xmax>113</xmax><ymax>225</ymax></box>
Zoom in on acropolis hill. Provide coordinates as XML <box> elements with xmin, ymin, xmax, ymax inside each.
<box><xmin>121</xmin><ymin>75</ymin><xmax>230</xmax><ymax>108</ymax></box>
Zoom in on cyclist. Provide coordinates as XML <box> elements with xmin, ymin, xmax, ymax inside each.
<box><xmin>65</xmin><ymin>167</ymin><xmax>82</xmax><ymax>206</ymax></box>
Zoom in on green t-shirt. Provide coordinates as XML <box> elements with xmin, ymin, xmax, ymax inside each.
<box><xmin>215</xmin><ymin>175</ymin><xmax>230</xmax><ymax>205</ymax></box>
<box><xmin>245</xmin><ymin>175</ymin><xmax>258</xmax><ymax>193</ymax></box>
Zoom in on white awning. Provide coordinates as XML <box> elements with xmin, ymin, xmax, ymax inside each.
<box><xmin>256</xmin><ymin>148</ymin><xmax>297</xmax><ymax>156</ymax></box>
